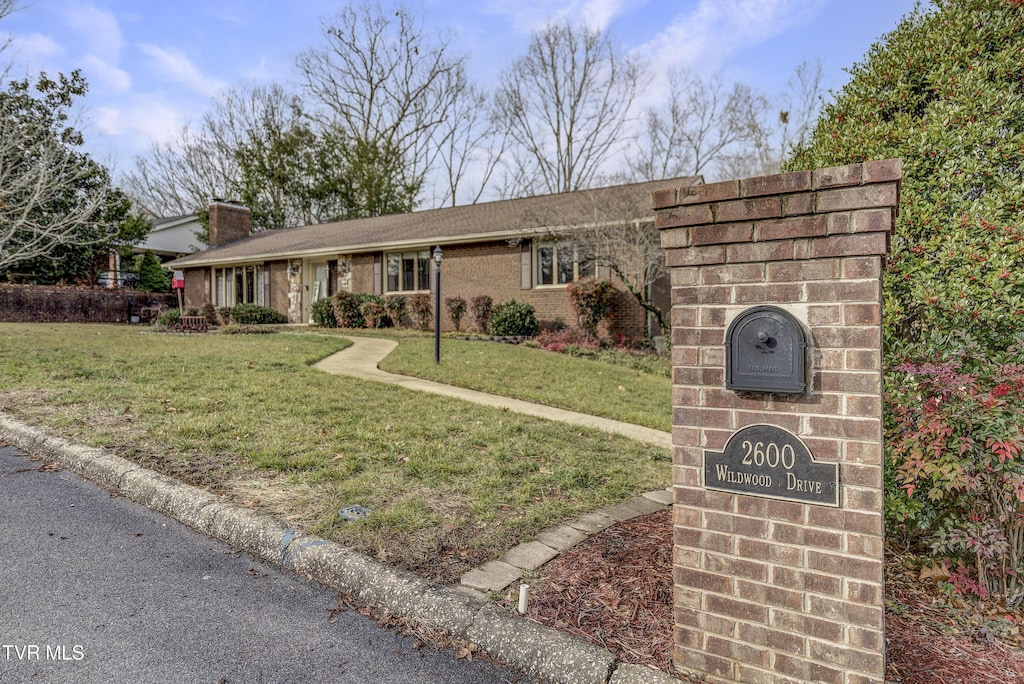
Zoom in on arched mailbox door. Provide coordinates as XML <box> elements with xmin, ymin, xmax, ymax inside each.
<box><xmin>725</xmin><ymin>306</ymin><xmax>807</xmax><ymax>394</ymax></box>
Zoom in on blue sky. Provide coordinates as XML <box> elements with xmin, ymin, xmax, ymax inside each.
<box><xmin>2</xmin><ymin>0</ymin><xmax>920</xmax><ymax>181</ymax></box>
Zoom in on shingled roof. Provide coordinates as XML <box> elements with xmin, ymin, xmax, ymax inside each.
<box><xmin>168</xmin><ymin>176</ymin><xmax>701</xmax><ymax>268</ymax></box>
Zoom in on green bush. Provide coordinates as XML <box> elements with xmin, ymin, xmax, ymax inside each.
<box><xmin>360</xmin><ymin>300</ymin><xmax>389</xmax><ymax>328</ymax></box>
<box><xmin>230</xmin><ymin>303</ymin><xmax>286</xmax><ymax>325</ymax></box>
<box><xmin>155</xmin><ymin>308</ymin><xmax>180</xmax><ymax>327</ymax></box>
<box><xmin>384</xmin><ymin>295</ymin><xmax>407</xmax><ymax>328</ymax></box>
<box><xmin>489</xmin><ymin>300</ymin><xmax>538</xmax><ymax>337</ymax></box>
<box><xmin>134</xmin><ymin>250</ymin><xmax>171</xmax><ymax>292</ymax></box>
<box><xmin>200</xmin><ymin>303</ymin><xmax>220</xmax><ymax>326</ymax></box>
<box><xmin>332</xmin><ymin>291</ymin><xmax>379</xmax><ymax>328</ymax></box>
<box><xmin>311</xmin><ymin>298</ymin><xmax>337</xmax><ymax>327</ymax></box>
<box><xmin>788</xmin><ymin>0</ymin><xmax>1024</xmax><ymax>601</ymax></box>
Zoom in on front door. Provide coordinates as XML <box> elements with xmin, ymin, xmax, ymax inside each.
<box><xmin>307</xmin><ymin>260</ymin><xmax>329</xmax><ymax>323</ymax></box>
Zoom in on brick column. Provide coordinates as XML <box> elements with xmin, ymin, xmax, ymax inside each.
<box><xmin>655</xmin><ymin>160</ymin><xmax>901</xmax><ymax>684</ymax></box>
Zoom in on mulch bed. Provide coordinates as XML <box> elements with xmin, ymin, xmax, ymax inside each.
<box><xmin>519</xmin><ymin>508</ymin><xmax>1024</xmax><ymax>683</ymax></box>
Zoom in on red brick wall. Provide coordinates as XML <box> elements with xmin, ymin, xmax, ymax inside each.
<box><xmin>207</xmin><ymin>203</ymin><xmax>251</xmax><ymax>247</ymax></box>
<box><xmin>342</xmin><ymin>240</ymin><xmax>653</xmax><ymax>336</ymax></box>
<box><xmin>182</xmin><ymin>269</ymin><xmax>208</xmax><ymax>310</ymax></box>
<box><xmin>657</xmin><ymin>160</ymin><xmax>900</xmax><ymax>684</ymax></box>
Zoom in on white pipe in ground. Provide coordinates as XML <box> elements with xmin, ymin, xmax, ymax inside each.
<box><xmin>518</xmin><ymin>584</ymin><xmax>530</xmax><ymax>614</ymax></box>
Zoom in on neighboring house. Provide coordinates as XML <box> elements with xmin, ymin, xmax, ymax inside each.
<box><xmin>166</xmin><ymin>177</ymin><xmax>701</xmax><ymax>338</ymax></box>
<box><xmin>138</xmin><ymin>214</ymin><xmax>204</xmax><ymax>258</ymax></box>
<box><xmin>100</xmin><ymin>214</ymin><xmax>203</xmax><ymax>288</ymax></box>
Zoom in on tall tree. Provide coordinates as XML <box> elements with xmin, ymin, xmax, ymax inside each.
<box><xmin>720</xmin><ymin>60</ymin><xmax>824</xmax><ymax>179</ymax></box>
<box><xmin>0</xmin><ymin>70</ymin><xmax>132</xmax><ymax>280</ymax></box>
<box><xmin>789</xmin><ymin>0</ymin><xmax>1023</xmax><ymax>354</ymax></box>
<box><xmin>493</xmin><ymin>21</ymin><xmax>641</xmax><ymax>197</ymax></box>
<box><xmin>296</xmin><ymin>1</ymin><xmax>467</xmax><ymax>206</ymax></box>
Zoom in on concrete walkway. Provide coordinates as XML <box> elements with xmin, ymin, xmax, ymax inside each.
<box><xmin>312</xmin><ymin>336</ymin><xmax>672</xmax><ymax>450</ymax></box>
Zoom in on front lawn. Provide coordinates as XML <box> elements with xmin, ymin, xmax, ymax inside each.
<box><xmin>368</xmin><ymin>333</ymin><xmax>672</xmax><ymax>431</ymax></box>
<box><xmin>0</xmin><ymin>323</ymin><xmax>669</xmax><ymax>583</ymax></box>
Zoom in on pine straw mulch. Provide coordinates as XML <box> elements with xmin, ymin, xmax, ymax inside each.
<box><xmin>510</xmin><ymin>508</ymin><xmax>1024</xmax><ymax>683</ymax></box>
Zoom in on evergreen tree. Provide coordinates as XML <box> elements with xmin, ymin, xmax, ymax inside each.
<box><xmin>134</xmin><ymin>250</ymin><xmax>170</xmax><ymax>292</ymax></box>
<box><xmin>788</xmin><ymin>0</ymin><xmax>1024</xmax><ymax>355</ymax></box>
<box><xmin>790</xmin><ymin>0</ymin><xmax>1024</xmax><ymax>596</ymax></box>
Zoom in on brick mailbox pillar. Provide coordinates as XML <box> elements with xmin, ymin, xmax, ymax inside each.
<box><xmin>655</xmin><ymin>160</ymin><xmax>901</xmax><ymax>684</ymax></box>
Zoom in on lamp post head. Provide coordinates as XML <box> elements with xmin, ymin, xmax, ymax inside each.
<box><xmin>433</xmin><ymin>245</ymin><xmax>443</xmax><ymax>265</ymax></box>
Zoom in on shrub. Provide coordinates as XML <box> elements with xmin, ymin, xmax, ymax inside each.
<box><xmin>470</xmin><ymin>295</ymin><xmax>493</xmax><ymax>333</ymax></box>
<box><xmin>886</xmin><ymin>332</ymin><xmax>1024</xmax><ymax>599</ymax></box>
<box><xmin>445</xmin><ymin>296</ymin><xmax>467</xmax><ymax>332</ymax></box>
<box><xmin>311</xmin><ymin>297</ymin><xmax>337</xmax><ymax>327</ymax></box>
<box><xmin>332</xmin><ymin>291</ymin><xmax>374</xmax><ymax>328</ymax></box>
<box><xmin>155</xmin><ymin>308</ymin><xmax>180</xmax><ymax>327</ymax></box>
<box><xmin>134</xmin><ymin>250</ymin><xmax>171</xmax><ymax>292</ymax></box>
<box><xmin>789</xmin><ymin>0</ymin><xmax>1024</xmax><ymax>601</ymax></box>
<box><xmin>360</xmin><ymin>300</ymin><xmax>389</xmax><ymax>328</ymax></box>
<box><xmin>534</xmin><ymin>326</ymin><xmax>601</xmax><ymax>354</ymax></box>
<box><xmin>217</xmin><ymin>307</ymin><xmax>232</xmax><ymax>325</ymax></box>
<box><xmin>200</xmin><ymin>303</ymin><xmax>221</xmax><ymax>326</ymax></box>
<box><xmin>408</xmin><ymin>293</ymin><xmax>433</xmax><ymax>331</ymax></box>
<box><xmin>489</xmin><ymin>300</ymin><xmax>538</xmax><ymax>337</ymax></box>
<box><xmin>230</xmin><ymin>303</ymin><xmax>286</xmax><ymax>325</ymax></box>
<box><xmin>384</xmin><ymin>295</ymin><xmax>407</xmax><ymax>328</ymax></box>
<box><xmin>567</xmin><ymin>278</ymin><xmax>616</xmax><ymax>334</ymax></box>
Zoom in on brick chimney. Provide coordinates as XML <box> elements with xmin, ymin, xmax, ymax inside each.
<box><xmin>207</xmin><ymin>201</ymin><xmax>251</xmax><ymax>247</ymax></box>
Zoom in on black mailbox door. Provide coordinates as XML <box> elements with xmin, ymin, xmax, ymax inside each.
<box><xmin>725</xmin><ymin>306</ymin><xmax>807</xmax><ymax>394</ymax></box>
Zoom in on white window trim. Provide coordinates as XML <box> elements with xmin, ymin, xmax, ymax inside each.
<box><xmin>533</xmin><ymin>240</ymin><xmax>594</xmax><ymax>288</ymax></box>
<box><xmin>384</xmin><ymin>250</ymin><xmax>432</xmax><ymax>294</ymax></box>
<box><xmin>213</xmin><ymin>264</ymin><xmax>265</xmax><ymax>307</ymax></box>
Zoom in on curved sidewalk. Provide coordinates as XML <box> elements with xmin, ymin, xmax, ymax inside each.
<box><xmin>312</xmin><ymin>336</ymin><xmax>672</xmax><ymax>450</ymax></box>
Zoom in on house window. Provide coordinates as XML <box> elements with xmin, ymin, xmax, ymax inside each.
<box><xmin>535</xmin><ymin>241</ymin><xmax>595</xmax><ymax>286</ymax></box>
<box><xmin>386</xmin><ymin>250</ymin><xmax>431</xmax><ymax>292</ymax></box>
<box><xmin>213</xmin><ymin>265</ymin><xmax>264</xmax><ymax>306</ymax></box>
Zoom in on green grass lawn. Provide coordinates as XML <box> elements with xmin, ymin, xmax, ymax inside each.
<box><xmin>0</xmin><ymin>323</ymin><xmax>670</xmax><ymax>583</ymax></box>
<box><xmin>342</xmin><ymin>331</ymin><xmax>672</xmax><ymax>431</ymax></box>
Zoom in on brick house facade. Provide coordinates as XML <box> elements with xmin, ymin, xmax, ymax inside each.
<box><xmin>167</xmin><ymin>178</ymin><xmax>700</xmax><ymax>338</ymax></box>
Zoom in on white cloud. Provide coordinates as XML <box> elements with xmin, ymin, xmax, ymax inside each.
<box><xmin>638</xmin><ymin>0</ymin><xmax>825</xmax><ymax>73</ymax></box>
<box><xmin>485</xmin><ymin>0</ymin><xmax>629</xmax><ymax>33</ymax></box>
<box><xmin>93</xmin><ymin>98</ymin><xmax>186</xmax><ymax>152</ymax></box>
<box><xmin>81</xmin><ymin>54</ymin><xmax>131</xmax><ymax>92</ymax></box>
<box><xmin>62</xmin><ymin>3</ymin><xmax>124</xmax><ymax>63</ymax></box>
<box><xmin>632</xmin><ymin>0</ymin><xmax>825</xmax><ymax>110</ymax></box>
<box><xmin>138</xmin><ymin>43</ymin><xmax>228</xmax><ymax>97</ymax></box>
<box><xmin>10</xmin><ymin>32</ymin><xmax>63</xmax><ymax>62</ymax></box>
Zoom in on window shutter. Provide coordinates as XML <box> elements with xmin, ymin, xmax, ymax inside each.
<box><xmin>520</xmin><ymin>240</ymin><xmax>532</xmax><ymax>290</ymax></box>
<box><xmin>373</xmin><ymin>254</ymin><xmax>382</xmax><ymax>295</ymax></box>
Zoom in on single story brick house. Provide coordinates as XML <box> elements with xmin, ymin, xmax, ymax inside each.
<box><xmin>166</xmin><ymin>176</ymin><xmax>700</xmax><ymax>338</ymax></box>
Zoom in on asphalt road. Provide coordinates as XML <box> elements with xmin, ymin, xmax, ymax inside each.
<box><xmin>0</xmin><ymin>445</ymin><xmax>528</xmax><ymax>684</ymax></box>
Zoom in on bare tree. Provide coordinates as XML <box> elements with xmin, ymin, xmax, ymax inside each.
<box><xmin>296</xmin><ymin>1</ymin><xmax>467</xmax><ymax>204</ymax></box>
<box><xmin>431</xmin><ymin>81</ymin><xmax>506</xmax><ymax>206</ymax></box>
<box><xmin>0</xmin><ymin>0</ymin><xmax>15</xmax><ymax>73</ymax></box>
<box><xmin>121</xmin><ymin>123</ymin><xmax>232</xmax><ymax>218</ymax></box>
<box><xmin>717</xmin><ymin>60</ymin><xmax>824</xmax><ymax>179</ymax></box>
<box><xmin>493</xmin><ymin>21</ymin><xmax>641</xmax><ymax>197</ymax></box>
<box><xmin>627</xmin><ymin>68</ymin><xmax>770</xmax><ymax>182</ymax></box>
<box><xmin>562</xmin><ymin>189</ymin><xmax>671</xmax><ymax>335</ymax></box>
<box><xmin>0</xmin><ymin>71</ymin><xmax>121</xmax><ymax>272</ymax></box>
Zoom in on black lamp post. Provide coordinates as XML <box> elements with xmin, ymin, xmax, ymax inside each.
<box><xmin>433</xmin><ymin>245</ymin><xmax>443</xmax><ymax>365</ymax></box>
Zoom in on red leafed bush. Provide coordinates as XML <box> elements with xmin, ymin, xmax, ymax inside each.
<box><xmin>886</xmin><ymin>332</ymin><xmax>1024</xmax><ymax>599</ymax></box>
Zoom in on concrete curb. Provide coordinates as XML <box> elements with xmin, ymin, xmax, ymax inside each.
<box><xmin>0</xmin><ymin>412</ymin><xmax>678</xmax><ymax>684</ymax></box>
